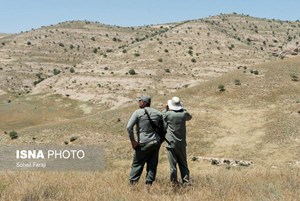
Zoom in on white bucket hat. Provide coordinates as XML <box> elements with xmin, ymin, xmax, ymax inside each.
<box><xmin>167</xmin><ymin>96</ymin><xmax>183</xmax><ymax>111</ymax></box>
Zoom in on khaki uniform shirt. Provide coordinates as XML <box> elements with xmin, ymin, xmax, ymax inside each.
<box><xmin>127</xmin><ymin>107</ymin><xmax>163</xmax><ymax>143</ymax></box>
<box><xmin>163</xmin><ymin>109</ymin><xmax>192</xmax><ymax>148</ymax></box>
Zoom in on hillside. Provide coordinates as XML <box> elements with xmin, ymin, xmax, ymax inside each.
<box><xmin>1</xmin><ymin>13</ymin><xmax>300</xmax><ymax>109</ymax></box>
<box><xmin>2</xmin><ymin>55</ymin><xmax>299</xmax><ymax>164</ymax></box>
<box><xmin>0</xmin><ymin>55</ymin><xmax>299</xmax><ymax>200</ymax></box>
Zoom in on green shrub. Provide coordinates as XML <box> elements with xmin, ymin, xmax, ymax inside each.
<box><xmin>70</xmin><ymin>67</ymin><xmax>75</xmax><ymax>73</ymax></box>
<box><xmin>291</xmin><ymin>74</ymin><xmax>299</xmax><ymax>81</ymax></box>
<box><xmin>53</xmin><ymin>69</ymin><xmax>61</xmax><ymax>75</ymax></box>
<box><xmin>9</xmin><ymin>131</ymin><xmax>18</xmax><ymax>140</ymax></box>
<box><xmin>128</xmin><ymin>69</ymin><xmax>136</xmax><ymax>75</ymax></box>
<box><xmin>235</xmin><ymin>79</ymin><xmax>241</xmax><ymax>85</ymax></box>
<box><xmin>158</xmin><ymin>58</ymin><xmax>163</xmax><ymax>62</ymax></box>
<box><xmin>191</xmin><ymin>58</ymin><xmax>196</xmax><ymax>63</ymax></box>
<box><xmin>218</xmin><ymin>84</ymin><xmax>226</xmax><ymax>92</ymax></box>
<box><xmin>134</xmin><ymin>53</ymin><xmax>140</xmax><ymax>57</ymax></box>
<box><xmin>165</xmin><ymin>69</ymin><xmax>171</xmax><ymax>73</ymax></box>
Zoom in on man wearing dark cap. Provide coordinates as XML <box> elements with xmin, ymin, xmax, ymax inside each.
<box><xmin>127</xmin><ymin>95</ymin><xmax>163</xmax><ymax>188</ymax></box>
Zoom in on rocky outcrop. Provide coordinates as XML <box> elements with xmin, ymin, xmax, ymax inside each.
<box><xmin>192</xmin><ymin>156</ymin><xmax>253</xmax><ymax>167</ymax></box>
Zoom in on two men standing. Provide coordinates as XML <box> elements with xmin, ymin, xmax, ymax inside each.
<box><xmin>126</xmin><ymin>95</ymin><xmax>192</xmax><ymax>187</ymax></box>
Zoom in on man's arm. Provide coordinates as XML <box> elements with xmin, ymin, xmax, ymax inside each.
<box><xmin>184</xmin><ymin>110</ymin><xmax>192</xmax><ymax>121</ymax></box>
<box><xmin>127</xmin><ymin>111</ymin><xmax>139</xmax><ymax>149</ymax></box>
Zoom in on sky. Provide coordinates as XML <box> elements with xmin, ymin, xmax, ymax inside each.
<box><xmin>0</xmin><ymin>0</ymin><xmax>300</xmax><ymax>33</ymax></box>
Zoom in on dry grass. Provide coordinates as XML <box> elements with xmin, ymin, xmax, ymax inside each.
<box><xmin>0</xmin><ymin>165</ymin><xmax>299</xmax><ymax>201</ymax></box>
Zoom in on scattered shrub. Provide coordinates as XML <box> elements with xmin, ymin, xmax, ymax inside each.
<box><xmin>70</xmin><ymin>67</ymin><xmax>75</xmax><ymax>73</ymax></box>
<box><xmin>291</xmin><ymin>74</ymin><xmax>299</xmax><ymax>81</ymax></box>
<box><xmin>158</xmin><ymin>58</ymin><xmax>163</xmax><ymax>62</ymax></box>
<box><xmin>9</xmin><ymin>131</ymin><xmax>18</xmax><ymax>140</ymax></box>
<box><xmin>235</xmin><ymin>79</ymin><xmax>241</xmax><ymax>85</ymax></box>
<box><xmin>218</xmin><ymin>84</ymin><xmax>226</xmax><ymax>92</ymax></box>
<box><xmin>128</xmin><ymin>69</ymin><xmax>136</xmax><ymax>75</ymax></box>
<box><xmin>53</xmin><ymin>69</ymin><xmax>61</xmax><ymax>75</ymax></box>
<box><xmin>165</xmin><ymin>69</ymin><xmax>171</xmax><ymax>73</ymax></box>
<box><xmin>191</xmin><ymin>58</ymin><xmax>196</xmax><ymax>63</ymax></box>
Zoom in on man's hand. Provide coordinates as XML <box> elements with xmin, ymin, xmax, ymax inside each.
<box><xmin>131</xmin><ymin>140</ymin><xmax>139</xmax><ymax>149</ymax></box>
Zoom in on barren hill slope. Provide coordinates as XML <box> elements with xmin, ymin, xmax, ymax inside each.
<box><xmin>2</xmin><ymin>55</ymin><xmax>299</xmax><ymax>167</ymax></box>
<box><xmin>0</xmin><ymin>14</ymin><xmax>300</xmax><ymax>109</ymax></box>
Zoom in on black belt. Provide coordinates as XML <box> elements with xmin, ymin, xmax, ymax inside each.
<box><xmin>139</xmin><ymin>140</ymin><xmax>158</xmax><ymax>147</ymax></box>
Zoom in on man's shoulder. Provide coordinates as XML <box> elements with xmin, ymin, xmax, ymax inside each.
<box><xmin>133</xmin><ymin>108</ymin><xmax>145</xmax><ymax>115</ymax></box>
<box><xmin>147</xmin><ymin>107</ymin><xmax>162</xmax><ymax>114</ymax></box>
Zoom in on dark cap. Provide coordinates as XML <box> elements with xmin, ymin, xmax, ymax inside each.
<box><xmin>136</xmin><ymin>95</ymin><xmax>151</xmax><ymax>103</ymax></box>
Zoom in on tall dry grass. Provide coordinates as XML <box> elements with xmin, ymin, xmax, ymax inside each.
<box><xmin>0</xmin><ymin>163</ymin><xmax>299</xmax><ymax>201</ymax></box>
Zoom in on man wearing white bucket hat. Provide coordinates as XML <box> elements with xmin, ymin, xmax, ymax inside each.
<box><xmin>163</xmin><ymin>96</ymin><xmax>192</xmax><ymax>186</ymax></box>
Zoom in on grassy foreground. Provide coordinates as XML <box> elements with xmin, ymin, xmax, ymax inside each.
<box><xmin>0</xmin><ymin>162</ymin><xmax>299</xmax><ymax>201</ymax></box>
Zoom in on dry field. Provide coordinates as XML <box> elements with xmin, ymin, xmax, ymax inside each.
<box><xmin>0</xmin><ymin>14</ymin><xmax>300</xmax><ymax>200</ymax></box>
